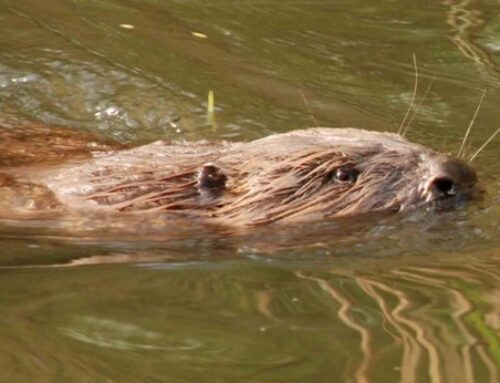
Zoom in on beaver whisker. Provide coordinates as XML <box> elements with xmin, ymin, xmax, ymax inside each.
<box><xmin>401</xmin><ymin>78</ymin><xmax>435</xmax><ymax>137</ymax></box>
<box><xmin>468</xmin><ymin>125</ymin><xmax>500</xmax><ymax>162</ymax></box>
<box><xmin>398</xmin><ymin>53</ymin><xmax>419</xmax><ymax>136</ymax></box>
<box><xmin>457</xmin><ymin>90</ymin><xmax>486</xmax><ymax>159</ymax></box>
<box><xmin>299</xmin><ymin>88</ymin><xmax>319</xmax><ymax>128</ymax></box>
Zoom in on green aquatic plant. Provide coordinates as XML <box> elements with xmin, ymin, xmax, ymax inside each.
<box><xmin>207</xmin><ymin>89</ymin><xmax>217</xmax><ymax>132</ymax></box>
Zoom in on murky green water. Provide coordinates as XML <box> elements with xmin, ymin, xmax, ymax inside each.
<box><xmin>0</xmin><ymin>0</ymin><xmax>499</xmax><ymax>382</ymax></box>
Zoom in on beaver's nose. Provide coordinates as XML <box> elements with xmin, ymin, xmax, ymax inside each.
<box><xmin>429</xmin><ymin>157</ymin><xmax>478</xmax><ymax>198</ymax></box>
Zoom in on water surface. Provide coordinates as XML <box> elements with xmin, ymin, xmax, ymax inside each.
<box><xmin>0</xmin><ymin>0</ymin><xmax>499</xmax><ymax>382</ymax></box>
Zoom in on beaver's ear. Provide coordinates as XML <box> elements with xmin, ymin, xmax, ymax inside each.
<box><xmin>197</xmin><ymin>163</ymin><xmax>227</xmax><ymax>194</ymax></box>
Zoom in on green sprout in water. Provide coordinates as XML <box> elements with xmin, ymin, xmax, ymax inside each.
<box><xmin>207</xmin><ymin>89</ymin><xmax>217</xmax><ymax>132</ymax></box>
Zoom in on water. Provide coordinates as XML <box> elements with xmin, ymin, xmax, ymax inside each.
<box><xmin>0</xmin><ymin>0</ymin><xmax>499</xmax><ymax>382</ymax></box>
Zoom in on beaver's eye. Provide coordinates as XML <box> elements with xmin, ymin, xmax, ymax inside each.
<box><xmin>332</xmin><ymin>167</ymin><xmax>358</xmax><ymax>183</ymax></box>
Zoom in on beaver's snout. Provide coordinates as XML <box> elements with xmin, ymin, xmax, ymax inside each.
<box><xmin>428</xmin><ymin>157</ymin><xmax>480</xmax><ymax>201</ymax></box>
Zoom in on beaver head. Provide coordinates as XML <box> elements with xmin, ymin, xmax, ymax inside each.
<box><xmin>65</xmin><ymin>128</ymin><xmax>481</xmax><ymax>226</ymax></box>
<box><xmin>210</xmin><ymin>128</ymin><xmax>480</xmax><ymax>224</ymax></box>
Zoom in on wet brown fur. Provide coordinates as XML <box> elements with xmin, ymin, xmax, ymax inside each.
<box><xmin>6</xmin><ymin>127</ymin><xmax>478</xmax><ymax>226</ymax></box>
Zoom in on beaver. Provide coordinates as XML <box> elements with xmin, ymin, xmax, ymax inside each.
<box><xmin>0</xmin><ymin>126</ymin><xmax>481</xmax><ymax>226</ymax></box>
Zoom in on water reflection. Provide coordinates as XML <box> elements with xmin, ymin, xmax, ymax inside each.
<box><xmin>443</xmin><ymin>0</ymin><xmax>498</xmax><ymax>75</ymax></box>
<box><xmin>0</xmin><ymin>251</ymin><xmax>498</xmax><ymax>382</ymax></box>
<box><xmin>295</xmin><ymin>259</ymin><xmax>500</xmax><ymax>383</ymax></box>
<box><xmin>62</xmin><ymin>316</ymin><xmax>202</xmax><ymax>351</ymax></box>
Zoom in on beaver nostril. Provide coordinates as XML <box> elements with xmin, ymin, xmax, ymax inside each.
<box><xmin>431</xmin><ymin>177</ymin><xmax>456</xmax><ymax>196</ymax></box>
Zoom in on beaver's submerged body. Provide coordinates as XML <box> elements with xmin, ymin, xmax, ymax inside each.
<box><xmin>0</xmin><ymin>128</ymin><xmax>479</xmax><ymax>226</ymax></box>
